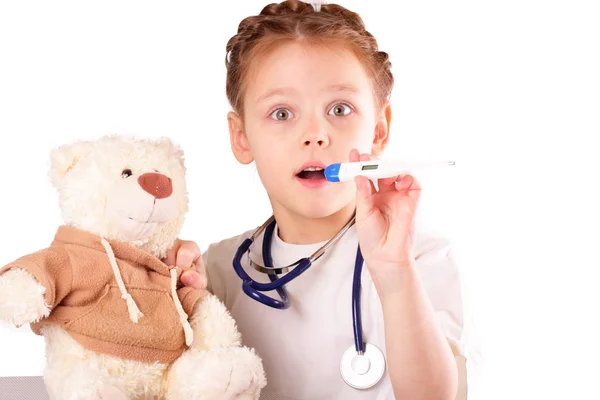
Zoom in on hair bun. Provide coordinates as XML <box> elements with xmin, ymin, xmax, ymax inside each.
<box><xmin>260</xmin><ymin>1</ymin><xmax>314</xmax><ymax>16</ymax></box>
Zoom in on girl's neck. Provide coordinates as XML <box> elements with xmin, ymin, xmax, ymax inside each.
<box><xmin>272</xmin><ymin>201</ymin><xmax>356</xmax><ymax>245</ymax></box>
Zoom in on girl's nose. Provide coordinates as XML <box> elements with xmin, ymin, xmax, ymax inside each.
<box><xmin>301</xmin><ymin>127</ymin><xmax>329</xmax><ymax>148</ymax></box>
<box><xmin>302</xmin><ymin>137</ymin><xmax>328</xmax><ymax>147</ymax></box>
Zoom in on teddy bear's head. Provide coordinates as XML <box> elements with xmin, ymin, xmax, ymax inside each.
<box><xmin>49</xmin><ymin>134</ymin><xmax>188</xmax><ymax>258</ymax></box>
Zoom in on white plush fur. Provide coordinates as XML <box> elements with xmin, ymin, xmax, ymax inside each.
<box><xmin>0</xmin><ymin>135</ymin><xmax>266</xmax><ymax>399</ymax></box>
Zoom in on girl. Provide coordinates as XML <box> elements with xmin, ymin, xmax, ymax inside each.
<box><xmin>168</xmin><ymin>1</ymin><xmax>472</xmax><ymax>398</ymax></box>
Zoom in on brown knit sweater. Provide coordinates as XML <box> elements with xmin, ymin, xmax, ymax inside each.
<box><xmin>0</xmin><ymin>225</ymin><xmax>207</xmax><ymax>364</ymax></box>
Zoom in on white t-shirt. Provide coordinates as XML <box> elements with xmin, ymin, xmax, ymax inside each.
<box><xmin>203</xmin><ymin>222</ymin><xmax>477</xmax><ymax>400</ymax></box>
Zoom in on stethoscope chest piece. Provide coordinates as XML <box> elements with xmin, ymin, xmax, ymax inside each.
<box><xmin>340</xmin><ymin>343</ymin><xmax>386</xmax><ymax>389</ymax></box>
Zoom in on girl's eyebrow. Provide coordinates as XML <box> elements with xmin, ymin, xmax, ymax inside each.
<box><xmin>256</xmin><ymin>84</ymin><xmax>360</xmax><ymax>104</ymax></box>
<box><xmin>256</xmin><ymin>87</ymin><xmax>297</xmax><ymax>104</ymax></box>
<box><xmin>325</xmin><ymin>83</ymin><xmax>361</xmax><ymax>95</ymax></box>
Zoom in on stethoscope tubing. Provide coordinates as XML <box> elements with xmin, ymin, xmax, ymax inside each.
<box><xmin>232</xmin><ymin>214</ymin><xmax>366</xmax><ymax>354</ymax></box>
<box><xmin>352</xmin><ymin>246</ymin><xmax>366</xmax><ymax>354</ymax></box>
<box><xmin>234</xmin><ymin>237</ymin><xmax>313</xmax><ymax>291</ymax></box>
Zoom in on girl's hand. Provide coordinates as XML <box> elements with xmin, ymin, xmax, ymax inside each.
<box><xmin>351</xmin><ymin>149</ymin><xmax>421</xmax><ymax>286</ymax></box>
<box><xmin>163</xmin><ymin>239</ymin><xmax>207</xmax><ymax>290</ymax></box>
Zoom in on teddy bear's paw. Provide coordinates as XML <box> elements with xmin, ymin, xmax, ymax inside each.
<box><xmin>218</xmin><ymin>346</ymin><xmax>266</xmax><ymax>400</ymax></box>
<box><xmin>166</xmin><ymin>346</ymin><xmax>266</xmax><ymax>400</ymax></box>
<box><xmin>94</xmin><ymin>384</ymin><xmax>130</xmax><ymax>400</ymax></box>
<box><xmin>0</xmin><ymin>268</ymin><xmax>50</xmax><ymax>326</ymax></box>
<box><xmin>189</xmin><ymin>294</ymin><xmax>242</xmax><ymax>351</ymax></box>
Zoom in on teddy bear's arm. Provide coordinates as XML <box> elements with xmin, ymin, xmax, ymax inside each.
<box><xmin>176</xmin><ymin>286</ymin><xmax>209</xmax><ymax>320</ymax></box>
<box><xmin>0</xmin><ymin>247</ymin><xmax>72</xmax><ymax>326</ymax></box>
<box><xmin>177</xmin><ymin>287</ymin><xmax>245</xmax><ymax>351</ymax></box>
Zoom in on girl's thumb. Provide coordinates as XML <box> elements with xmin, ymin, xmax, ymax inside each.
<box><xmin>354</xmin><ymin>176</ymin><xmax>374</xmax><ymax>218</ymax></box>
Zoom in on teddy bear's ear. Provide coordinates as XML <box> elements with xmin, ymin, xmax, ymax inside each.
<box><xmin>48</xmin><ymin>140</ymin><xmax>94</xmax><ymax>189</ymax></box>
<box><xmin>157</xmin><ymin>136</ymin><xmax>186</xmax><ymax>169</ymax></box>
<box><xmin>171</xmin><ymin>145</ymin><xmax>186</xmax><ymax>169</ymax></box>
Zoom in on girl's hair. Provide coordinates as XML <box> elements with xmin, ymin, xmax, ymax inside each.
<box><xmin>225</xmin><ymin>0</ymin><xmax>393</xmax><ymax>117</ymax></box>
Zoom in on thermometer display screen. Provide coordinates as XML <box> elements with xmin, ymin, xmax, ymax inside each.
<box><xmin>361</xmin><ymin>164</ymin><xmax>378</xmax><ymax>170</ymax></box>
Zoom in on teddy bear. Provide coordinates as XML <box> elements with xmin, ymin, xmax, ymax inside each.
<box><xmin>0</xmin><ymin>134</ymin><xmax>266</xmax><ymax>399</ymax></box>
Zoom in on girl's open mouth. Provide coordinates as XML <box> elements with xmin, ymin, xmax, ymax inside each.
<box><xmin>296</xmin><ymin>167</ymin><xmax>325</xmax><ymax>180</ymax></box>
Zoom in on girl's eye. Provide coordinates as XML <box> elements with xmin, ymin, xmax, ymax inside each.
<box><xmin>329</xmin><ymin>103</ymin><xmax>352</xmax><ymax>117</ymax></box>
<box><xmin>270</xmin><ymin>108</ymin><xmax>294</xmax><ymax>121</ymax></box>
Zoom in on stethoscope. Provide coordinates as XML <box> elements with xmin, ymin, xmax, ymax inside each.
<box><xmin>232</xmin><ymin>213</ymin><xmax>386</xmax><ymax>389</ymax></box>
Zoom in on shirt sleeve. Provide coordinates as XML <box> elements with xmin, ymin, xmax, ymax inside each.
<box><xmin>0</xmin><ymin>247</ymin><xmax>72</xmax><ymax>309</ymax></box>
<box><xmin>414</xmin><ymin>234</ymin><xmax>481</xmax><ymax>400</ymax></box>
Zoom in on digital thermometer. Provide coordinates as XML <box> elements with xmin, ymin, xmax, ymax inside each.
<box><xmin>324</xmin><ymin>160</ymin><xmax>455</xmax><ymax>182</ymax></box>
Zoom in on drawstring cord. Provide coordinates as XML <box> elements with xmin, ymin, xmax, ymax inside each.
<box><xmin>101</xmin><ymin>238</ymin><xmax>144</xmax><ymax>323</ymax></box>
<box><xmin>100</xmin><ymin>238</ymin><xmax>193</xmax><ymax>345</ymax></box>
<box><xmin>170</xmin><ymin>268</ymin><xmax>194</xmax><ymax>346</ymax></box>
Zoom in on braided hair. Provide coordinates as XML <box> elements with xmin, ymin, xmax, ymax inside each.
<box><xmin>225</xmin><ymin>0</ymin><xmax>393</xmax><ymax>116</ymax></box>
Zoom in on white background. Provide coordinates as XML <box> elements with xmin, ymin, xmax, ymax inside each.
<box><xmin>1</xmin><ymin>1</ymin><xmax>599</xmax><ymax>399</ymax></box>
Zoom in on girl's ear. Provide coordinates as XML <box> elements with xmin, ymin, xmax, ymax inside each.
<box><xmin>371</xmin><ymin>102</ymin><xmax>392</xmax><ymax>156</ymax></box>
<box><xmin>228</xmin><ymin>111</ymin><xmax>254</xmax><ymax>164</ymax></box>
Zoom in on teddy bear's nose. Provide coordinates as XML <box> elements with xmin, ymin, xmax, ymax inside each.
<box><xmin>138</xmin><ymin>173</ymin><xmax>173</xmax><ymax>199</ymax></box>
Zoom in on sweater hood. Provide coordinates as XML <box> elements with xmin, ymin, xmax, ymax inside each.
<box><xmin>51</xmin><ymin>225</ymin><xmax>172</xmax><ymax>276</ymax></box>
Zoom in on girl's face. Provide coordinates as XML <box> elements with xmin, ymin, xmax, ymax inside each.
<box><xmin>229</xmin><ymin>41</ymin><xmax>391</xmax><ymax>223</ymax></box>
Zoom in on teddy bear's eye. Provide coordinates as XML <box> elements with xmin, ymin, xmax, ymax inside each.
<box><xmin>121</xmin><ymin>169</ymin><xmax>133</xmax><ymax>178</ymax></box>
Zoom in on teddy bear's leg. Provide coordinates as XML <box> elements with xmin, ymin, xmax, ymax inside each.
<box><xmin>43</xmin><ymin>357</ymin><xmax>128</xmax><ymax>400</ymax></box>
<box><xmin>188</xmin><ymin>294</ymin><xmax>242</xmax><ymax>351</ymax></box>
<box><xmin>165</xmin><ymin>295</ymin><xmax>266</xmax><ymax>399</ymax></box>
<box><xmin>0</xmin><ymin>268</ymin><xmax>51</xmax><ymax>326</ymax></box>
<box><xmin>41</xmin><ymin>325</ymin><xmax>167</xmax><ymax>400</ymax></box>
<box><xmin>165</xmin><ymin>346</ymin><xmax>266</xmax><ymax>400</ymax></box>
